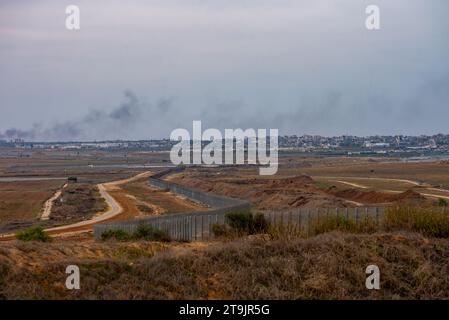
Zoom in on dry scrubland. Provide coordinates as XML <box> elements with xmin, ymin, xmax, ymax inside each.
<box><xmin>50</xmin><ymin>184</ymin><xmax>107</xmax><ymax>223</ymax></box>
<box><xmin>0</xmin><ymin>231</ymin><xmax>448</xmax><ymax>299</ymax></box>
<box><xmin>0</xmin><ymin>182</ymin><xmax>107</xmax><ymax>233</ymax></box>
<box><xmin>0</xmin><ymin>180</ymin><xmax>63</xmax><ymax>221</ymax></box>
<box><xmin>296</xmin><ymin>158</ymin><xmax>449</xmax><ymax>188</ymax></box>
<box><xmin>2</xmin><ymin>205</ymin><xmax>449</xmax><ymax>299</ymax></box>
<box><xmin>169</xmin><ymin>168</ymin><xmax>433</xmax><ymax>209</ymax></box>
<box><xmin>1</xmin><ymin>153</ymin><xmax>449</xmax><ymax>299</ymax></box>
<box><xmin>0</xmin><ymin>180</ymin><xmax>64</xmax><ymax>231</ymax></box>
<box><xmin>120</xmin><ymin>178</ymin><xmax>206</xmax><ymax>216</ymax></box>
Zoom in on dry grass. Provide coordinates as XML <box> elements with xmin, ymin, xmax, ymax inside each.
<box><xmin>384</xmin><ymin>205</ymin><xmax>449</xmax><ymax>238</ymax></box>
<box><xmin>50</xmin><ymin>184</ymin><xmax>107</xmax><ymax>223</ymax></box>
<box><xmin>300</xmin><ymin>160</ymin><xmax>449</xmax><ymax>187</ymax></box>
<box><xmin>120</xmin><ymin>178</ymin><xmax>206</xmax><ymax>215</ymax></box>
<box><xmin>267</xmin><ymin>205</ymin><xmax>449</xmax><ymax>239</ymax></box>
<box><xmin>0</xmin><ymin>180</ymin><xmax>63</xmax><ymax>222</ymax></box>
<box><xmin>309</xmin><ymin>215</ymin><xmax>379</xmax><ymax>236</ymax></box>
<box><xmin>0</xmin><ymin>231</ymin><xmax>448</xmax><ymax>299</ymax></box>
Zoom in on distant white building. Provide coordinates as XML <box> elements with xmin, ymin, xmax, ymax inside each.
<box><xmin>364</xmin><ymin>141</ymin><xmax>390</xmax><ymax>148</ymax></box>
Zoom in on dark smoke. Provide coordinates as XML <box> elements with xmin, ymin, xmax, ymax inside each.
<box><xmin>0</xmin><ymin>90</ymin><xmax>143</xmax><ymax>141</ymax></box>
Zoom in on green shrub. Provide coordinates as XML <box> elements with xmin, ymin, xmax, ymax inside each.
<box><xmin>438</xmin><ymin>198</ymin><xmax>448</xmax><ymax>207</ymax></box>
<box><xmin>101</xmin><ymin>229</ymin><xmax>131</xmax><ymax>241</ymax></box>
<box><xmin>101</xmin><ymin>225</ymin><xmax>171</xmax><ymax>242</ymax></box>
<box><xmin>133</xmin><ymin>224</ymin><xmax>171</xmax><ymax>242</ymax></box>
<box><xmin>212</xmin><ymin>223</ymin><xmax>233</xmax><ymax>238</ymax></box>
<box><xmin>225</xmin><ymin>210</ymin><xmax>252</xmax><ymax>231</ymax></box>
<box><xmin>224</xmin><ymin>210</ymin><xmax>269</xmax><ymax>235</ymax></box>
<box><xmin>67</xmin><ymin>176</ymin><xmax>78</xmax><ymax>182</ymax></box>
<box><xmin>16</xmin><ymin>226</ymin><xmax>52</xmax><ymax>242</ymax></box>
<box><xmin>252</xmin><ymin>213</ymin><xmax>269</xmax><ymax>233</ymax></box>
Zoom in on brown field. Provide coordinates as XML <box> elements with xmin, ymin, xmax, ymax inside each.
<box><xmin>0</xmin><ymin>180</ymin><xmax>64</xmax><ymax>222</ymax></box>
<box><xmin>119</xmin><ymin>177</ymin><xmax>207</xmax><ymax>216</ymax></box>
<box><xmin>1</xmin><ymin>150</ymin><xmax>449</xmax><ymax>300</ymax></box>
<box><xmin>295</xmin><ymin>158</ymin><xmax>449</xmax><ymax>188</ymax></box>
<box><xmin>169</xmin><ymin>164</ymin><xmax>437</xmax><ymax>208</ymax></box>
<box><xmin>50</xmin><ymin>183</ymin><xmax>108</xmax><ymax>224</ymax></box>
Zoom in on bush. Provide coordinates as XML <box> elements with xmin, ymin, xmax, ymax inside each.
<box><xmin>16</xmin><ymin>226</ymin><xmax>52</xmax><ymax>242</ymax></box>
<box><xmin>224</xmin><ymin>210</ymin><xmax>269</xmax><ymax>235</ymax></box>
<box><xmin>310</xmin><ymin>215</ymin><xmax>378</xmax><ymax>236</ymax></box>
<box><xmin>252</xmin><ymin>213</ymin><xmax>269</xmax><ymax>233</ymax></box>
<box><xmin>384</xmin><ymin>205</ymin><xmax>449</xmax><ymax>238</ymax></box>
<box><xmin>101</xmin><ymin>225</ymin><xmax>171</xmax><ymax>242</ymax></box>
<box><xmin>225</xmin><ymin>211</ymin><xmax>252</xmax><ymax>232</ymax></box>
<box><xmin>438</xmin><ymin>198</ymin><xmax>448</xmax><ymax>207</ymax></box>
<box><xmin>101</xmin><ymin>229</ymin><xmax>131</xmax><ymax>241</ymax></box>
<box><xmin>212</xmin><ymin>223</ymin><xmax>234</xmax><ymax>238</ymax></box>
<box><xmin>133</xmin><ymin>224</ymin><xmax>171</xmax><ymax>242</ymax></box>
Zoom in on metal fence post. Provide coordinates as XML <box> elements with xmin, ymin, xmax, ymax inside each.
<box><xmin>376</xmin><ymin>207</ymin><xmax>379</xmax><ymax>225</ymax></box>
<box><xmin>208</xmin><ymin>215</ymin><xmax>211</xmax><ymax>240</ymax></box>
<box><xmin>189</xmin><ymin>215</ymin><xmax>192</xmax><ymax>241</ymax></box>
<box><xmin>201</xmin><ymin>215</ymin><xmax>204</xmax><ymax>240</ymax></box>
<box><xmin>194</xmin><ymin>216</ymin><xmax>197</xmax><ymax>241</ymax></box>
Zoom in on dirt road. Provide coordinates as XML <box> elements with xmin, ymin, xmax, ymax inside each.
<box><xmin>0</xmin><ymin>171</ymin><xmax>153</xmax><ymax>241</ymax></box>
<box><xmin>40</xmin><ymin>183</ymin><xmax>68</xmax><ymax>220</ymax></box>
<box><xmin>318</xmin><ymin>176</ymin><xmax>423</xmax><ymax>186</ymax></box>
<box><xmin>318</xmin><ymin>176</ymin><xmax>449</xmax><ymax>201</ymax></box>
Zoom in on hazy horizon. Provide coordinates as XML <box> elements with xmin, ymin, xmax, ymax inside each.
<box><xmin>1</xmin><ymin>0</ymin><xmax>449</xmax><ymax>141</ymax></box>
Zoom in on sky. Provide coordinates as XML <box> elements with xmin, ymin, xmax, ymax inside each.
<box><xmin>0</xmin><ymin>0</ymin><xmax>448</xmax><ymax>141</ymax></box>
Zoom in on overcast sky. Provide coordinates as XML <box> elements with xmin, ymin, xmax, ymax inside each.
<box><xmin>0</xmin><ymin>0</ymin><xmax>448</xmax><ymax>141</ymax></box>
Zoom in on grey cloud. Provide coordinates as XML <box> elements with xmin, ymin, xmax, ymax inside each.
<box><xmin>1</xmin><ymin>0</ymin><xmax>449</xmax><ymax>139</ymax></box>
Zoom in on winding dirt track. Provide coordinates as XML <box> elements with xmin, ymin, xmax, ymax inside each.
<box><xmin>40</xmin><ymin>183</ymin><xmax>68</xmax><ymax>220</ymax></box>
<box><xmin>317</xmin><ymin>176</ymin><xmax>449</xmax><ymax>200</ymax></box>
<box><xmin>0</xmin><ymin>171</ymin><xmax>152</xmax><ymax>241</ymax></box>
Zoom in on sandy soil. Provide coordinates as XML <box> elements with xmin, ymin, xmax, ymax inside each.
<box><xmin>40</xmin><ymin>183</ymin><xmax>68</xmax><ymax>220</ymax></box>
<box><xmin>0</xmin><ymin>172</ymin><xmax>153</xmax><ymax>240</ymax></box>
<box><xmin>169</xmin><ymin>169</ymin><xmax>430</xmax><ymax>210</ymax></box>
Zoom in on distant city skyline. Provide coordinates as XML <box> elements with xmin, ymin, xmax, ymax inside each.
<box><xmin>1</xmin><ymin>0</ymin><xmax>449</xmax><ymax>141</ymax></box>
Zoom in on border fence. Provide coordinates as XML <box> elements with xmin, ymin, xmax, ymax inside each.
<box><xmin>93</xmin><ymin>168</ymin><xmax>387</xmax><ymax>241</ymax></box>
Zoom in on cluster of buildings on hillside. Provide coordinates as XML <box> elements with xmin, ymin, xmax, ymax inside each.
<box><xmin>1</xmin><ymin>134</ymin><xmax>448</xmax><ymax>154</ymax></box>
<box><xmin>278</xmin><ymin>134</ymin><xmax>440</xmax><ymax>150</ymax></box>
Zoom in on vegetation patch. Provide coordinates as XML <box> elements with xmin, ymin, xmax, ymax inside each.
<box><xmin>50</xmin><ymin>184</ymin><xmax>107</xmax><ymax>223</ymax></box>
<box><xmin>100</xmin><ymin>229</ymin><xmax>131</xmax><ymax>242</ymax></box>
<box><xmin>2</xmin><ymin>232</ymin><xmax>449</xmax><ymax>299</ymax></box>
<box><xmin>224</xmin><ymin>210</ymin><xmax>269</xmax><ymax>235</ymax></box>
<box><xmin>310</xmin><ymin>215</ymin><xmax>379</xmax><ymax>236</ymax></box>
<box><xmin>16</xmin><ymin>226</ymin><xmax>52</xmax><ymax>242</ymax></box>
<box><xmin>438</xmin><ymin>198</ymin><xmax>448</xmax><ymax>207</ymax></box>
<box><xmin>384</xmin><ymin>205</ymin><xmax>449</xmax><ymax>238</ymax></box>
<box><xmin>133</xmin><ymin>223</ymin><xmax>171</xmax><ymax>242</ymax></box>
<box><xmin>101</xmin><ymin>224</ymin><xmax>171</xmax><ymax>242</ymax></box>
